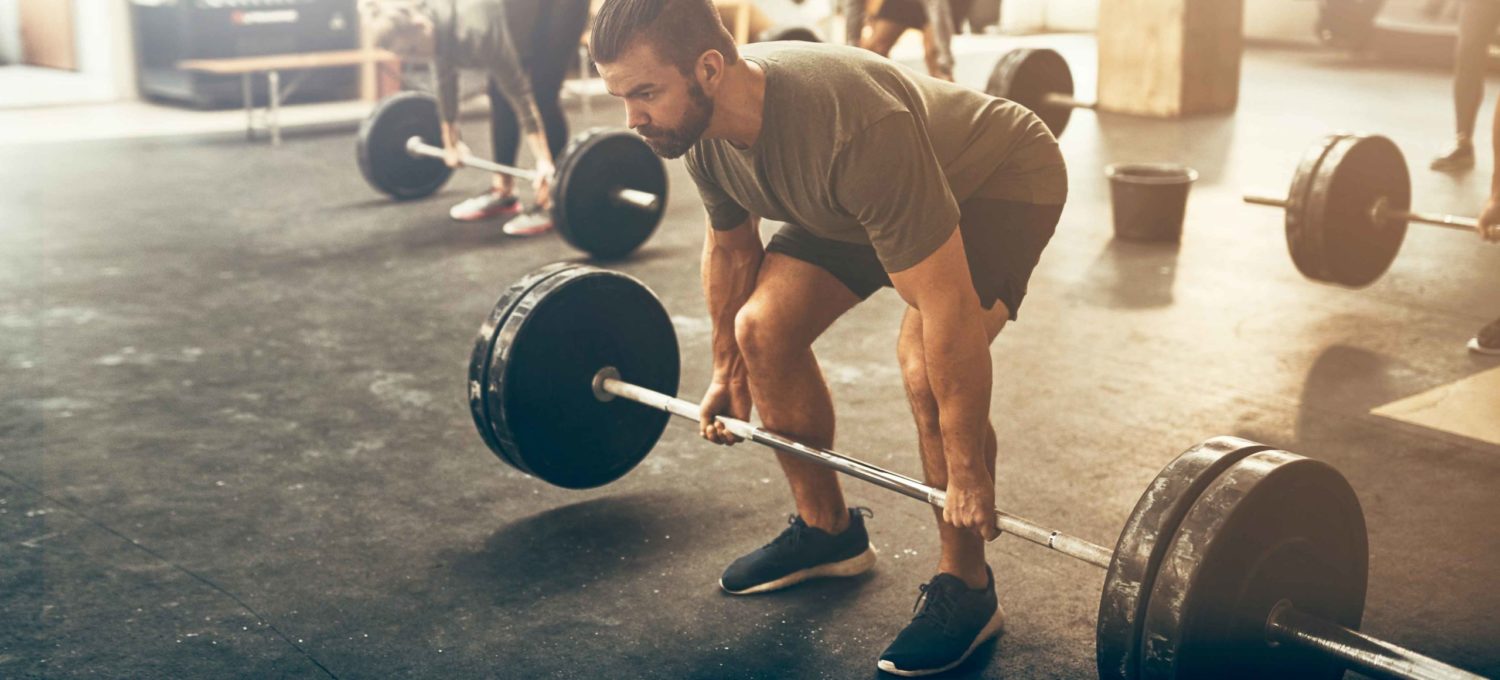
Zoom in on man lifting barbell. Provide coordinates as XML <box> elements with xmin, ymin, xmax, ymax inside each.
<box><xmin>589</xmin><ymin>0</ymin><xmax>1066</xmax><ymax>674</ymax></box>
<box><xmin>362</xmin><ymin>0</ymin><xmax>588</xmax><ymax>235</ymax></box>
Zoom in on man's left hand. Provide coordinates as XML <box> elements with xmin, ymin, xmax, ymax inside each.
<box><xmin>944</xmin><ymin>474</ymin><xmax>999</xmax><ymax>541</ymax></box>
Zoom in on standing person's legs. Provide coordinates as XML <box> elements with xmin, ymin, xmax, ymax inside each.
<box><xmin>488</xmin><ymin>77</ymin><xmax>523</xmax><ymax>184</ymax></box>
<box><xmin>529</xmin><ymin>0</ymin><xmax>591</xmax><ymax>159</ymax></box>
<box><xmin>862</xmin><ymin>18</ymin><xmax>912</xmax><ymax>56</ymax></box>
<box><xmin>1434</xmin><ymin>0</ymin><xmax>1500</xmax><ymax>170</ymax></box>
<box><xmin>448</xmin><ymin>77</ymin><xmax>523</xmax><ymax>221</ymax></box>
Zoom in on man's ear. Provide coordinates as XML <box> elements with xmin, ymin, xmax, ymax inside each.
<box><xmin>698</xmin><ymin>50</ymin><xmax>727</xmax><ymax>94</ymax></box>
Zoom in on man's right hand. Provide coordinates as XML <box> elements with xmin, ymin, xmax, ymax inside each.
<box><xmin>698</xmin><ymin>379</ymin><xmax>752</xmax><ymax>445</ymax></box>
<box><xmin>444</xmin><ymin>140</ymin><xmax>471</xmax><ymax>169</ymax></box>
<box><xmin>1480</xmin><ymin>195</ymin><xmax>1500</xmax><ymax>243</ymax></box>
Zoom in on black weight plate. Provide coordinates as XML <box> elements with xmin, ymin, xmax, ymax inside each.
<box><xmin>1306</xmin><ymin>134</ymin><xmax>1410</xmax><ymax>288</ymax></box>
<box><xmin>1096</xmin><ymin>436</ymin><xmax>1277</xmax><ymax>680</ymax></box>
<box><xmin>357</xmin><ymin>92</ymin><xmax>454</xmax><ymax>200</ymax></box>
<box><xmin>553</xmin><ymin>129</ymin><xmax>668</xmax><ymax>260</ymax></box>
<box><xmin>1139</xmin><ymin>450</ymin><xmax>1368</xmax><ymax>680</ymax></box>
<box><xmin>1285</xmin><ymin>134</ymin><xmax>1348</xmax><ymax>283</ymax></box>
<box><xmin>986</xmin><ymin>48</ymin><xmax>1074</xmax><ymax>138</ymax></box>
<box><xmin>758</xmin><ymin>25</ymin><xmax>821</xmax><ymax>42</ymax></box>
<box><xmin>486</xmin><ymin>267</ymin><xmax>679</xmax><ymax>488</ymax></box>
<box><xmin>468</xmin><ymin>263</ymin><xmax>583</xmax><ymax>468</ymax></box>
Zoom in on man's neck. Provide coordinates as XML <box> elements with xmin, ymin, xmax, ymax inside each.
<box><xmin>707</xmin><ymin>59</ymin><xmax>766</xmax><ymax>150</ymax></box>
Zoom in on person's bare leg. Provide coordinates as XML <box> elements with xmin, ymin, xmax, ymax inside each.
<box><xmin>897</xmin><ymin>303</ymin><xmax>1009</xmax><ymax>588</ymax></box>
<box><xmin>860</xmin><ymin>18</ymin><xmax>908</xmax><ymax>57</ymax></box>
<box><xmin>735</xmin><ymin>254</ymin><xmax>862</xmax><ymax>533</ymax></box>
<box><xmin>1435</xmin><ymin>0</ymin><xmax>1500</xmax><ymax>169</ymax></box>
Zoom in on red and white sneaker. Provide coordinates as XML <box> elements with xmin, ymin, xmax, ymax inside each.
<box><xmin>449</xmin><ymin>191</ymin><xmax>520</xmax><ymax>222</ymax></box>
<box><xmin>502</xmin><ymin>207</ymin><xmax>554</xmax><ymax>237</ymax></box>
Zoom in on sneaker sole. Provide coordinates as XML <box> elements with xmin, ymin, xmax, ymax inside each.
<box><xmin>719</xmin><ymin>545</ymin><xmax>877</xmax><ymax>596</ymax></box>
<box><xmin>1469</xmin><ymin>338</ymin><xmax>1500</xmax><ymax>356</ymax></box>
<box><xmin>503</xmin><ymin>224</ymin><xmax>553</xmax><ymax>237</ymax></box>
<box><xmin>450</xmin><ymin>208</ymin><xmax>520</xmax><ymax>222</ymax></box>
<box><xmin>876</xmin><ymin>603</ymin><xmax>1007</xmax><ymax>677</ymax></box>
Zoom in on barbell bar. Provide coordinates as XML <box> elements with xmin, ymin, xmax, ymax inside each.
<box><xmin>402</xmin><ymin>136</ymin><xmax>661</xmax><ymax>214</ymax></box>
<box><xmin>466</xmin><ymin>263</ymin><xmax>1489</xmax><ymax>680</ymax></box>
<box><xmin>590</xmin><ymin>366</ymin><xmax>1116</xmax><ymax>568</ymax></box>
<box><xmin>1243</xmin><ymin>191</ymin><xmax>1478</xmax><ymax>234</ymax></box>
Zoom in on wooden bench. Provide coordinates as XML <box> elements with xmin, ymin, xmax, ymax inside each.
<box><xmin>179</xmin><ymin>49</ymin><xmax>401</xmax><ymax>145</ymax></box>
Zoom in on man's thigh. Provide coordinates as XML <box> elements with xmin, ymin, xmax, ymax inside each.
<box><xmin>743</xmin><ymin>252</ymin><xmax>863</xmax><ymax>349</ymax></box>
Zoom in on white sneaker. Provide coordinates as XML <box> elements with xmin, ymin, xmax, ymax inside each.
<box><xmin>502</xmin><ymin>207</ymin><xmax>553</xmax><ymax>237</ymax></box>
<box><xmin>449</xmin><ymin>191</ymin><xmax>519</xmax><ymax>222</ymax></box>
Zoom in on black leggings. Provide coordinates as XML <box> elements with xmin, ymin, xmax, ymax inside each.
<box><xmin>488</xmin><ymin>0</ymin><xmax>590</xmax><ymax>166</ymax></box>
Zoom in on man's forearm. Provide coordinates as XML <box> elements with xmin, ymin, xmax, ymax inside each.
<box><xmin>702</xmin><ymin>225</ymin><xmax>763</xmax><ymax>381</ymax></box>
<box><xmin>920</xmin><ymin>306</ymin><xmax>993</xmax><ymax>482</ymax></box>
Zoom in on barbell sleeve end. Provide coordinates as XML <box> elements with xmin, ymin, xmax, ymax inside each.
<box><xmin>1044</xmin><ymin>93</ymin><xmax>1096</xmax><ymax>110</ymax></box>
<box><xmin>611</xmin><ymin>187</ymin><xmax>662</xmax><ymax>213</ymax></box>
<box><xmin>406</xmin><ymin>135</ymin><xmax>439</xmax><ymax>160</ymax></box>
<box><xmin>1243</xmin><ymin>193</ymin><xmax>1290</xmax><ymax>209</ymax></box>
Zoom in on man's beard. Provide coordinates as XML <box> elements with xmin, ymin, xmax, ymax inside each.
<box><xmin>639</xmin><ymin>83</ymin><xmax>714</xmax><ymax>159</ymax></box>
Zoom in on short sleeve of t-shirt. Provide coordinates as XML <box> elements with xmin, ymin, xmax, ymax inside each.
<box><xmin>833</xmin><ymin>112</ymin><xmax>961</xmax><ymax>273</ymax></box>
<box><xmin>686</xmin><ymin>149</ymin><xmax>752</xmax><ymax>230</ymax></box>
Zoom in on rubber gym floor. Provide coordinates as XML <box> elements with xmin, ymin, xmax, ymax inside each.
<box><xmin>3</xmin><ymin>38</ymin><xmax>1498</xmax><ymax>680</ymax></box>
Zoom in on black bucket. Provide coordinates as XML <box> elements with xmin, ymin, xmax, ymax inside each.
<box><xmin>1105</xmin><ymin>163</ymin><xmax>1199</xmax><ymax>242</ymax></box>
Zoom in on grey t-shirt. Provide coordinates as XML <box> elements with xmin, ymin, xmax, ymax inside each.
<box><xmin>686</xmin><ymin>42</ymin><xmax>1066</xmax><ymax>273</ymax></box>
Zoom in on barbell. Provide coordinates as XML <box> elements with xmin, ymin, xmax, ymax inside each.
<box><xmin>985</xmin><ymin>47</ymin><xmax>1095</xmax><ymax>139</ymax></box>
<box><xmin>465</xmin><ymin>262</ymin><xmax>1487</xmax><ymax>680</ymax></box>
<box><xmin>356</xmin><ymin>92</ymin><xmax>668</xmax><ymax>260</ymax></box>
<box><xmin>1242</xmin><ymin>133</ymin><xmax>1487</xmax><ymax>288</ymax></box>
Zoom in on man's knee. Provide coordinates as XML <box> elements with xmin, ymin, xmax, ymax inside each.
<box><xmin>735</xmin><ymin>302</ymin><xmax>796</xmax><ymax>364</ymax></box>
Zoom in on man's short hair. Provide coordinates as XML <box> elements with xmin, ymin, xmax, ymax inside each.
<box><xmin>590</xmin><ymin>0</ymin><xmax>739</xmax><ymax>75</ymax></box>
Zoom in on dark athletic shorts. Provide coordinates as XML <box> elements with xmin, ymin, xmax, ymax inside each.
<box><xmin>873</xmin><ymin>0</ymin><xmax>976</xmax><ymax>31</ymax></box>
<box><xmin>765</xmin><ymin>198</ymin><xmax>1062</xmax><ymax>321</ymax></box>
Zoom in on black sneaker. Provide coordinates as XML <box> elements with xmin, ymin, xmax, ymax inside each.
<box><xmin>877</xmin><ymin>568</ymin><xmax>1005</xmax><ymax>677</ymax></box>
<box><xmin>719</xmin><ymin>507</ymin><xmax>876</xmax><ymax>595</ymax></box>
<box><xmin>1469</xmin><ymin>317</ymin><xmax>1500</xmax><ymax>356</ymax></box>
<box><xmin>1430</xmin><ymin>142</ymin><xmax>1475</xmax><ymax>172</ymax></box>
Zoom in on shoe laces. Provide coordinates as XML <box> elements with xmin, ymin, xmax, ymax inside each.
<box><xmin>767</xmin><ymin>514</ymin><xmax>811</xmax><ymax>551</ymax></box>
<box><xmin>911</xmin><ymin>579</ymin><xmax>962</xmax><ymax>630</ymax></box>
